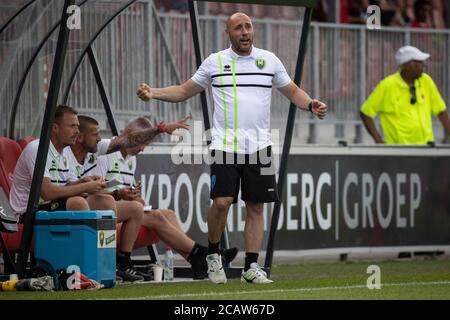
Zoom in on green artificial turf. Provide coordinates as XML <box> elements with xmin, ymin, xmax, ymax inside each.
<box><xmin>1</xmin><ymin>258</ymin><xmax>449</xmax><ymax>300</ymax></box>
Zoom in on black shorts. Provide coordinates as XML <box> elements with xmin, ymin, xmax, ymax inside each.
<box><xmin>210</xmin><ymin>147</ymin><xmax>279</xmax><ymax>204</ymax></box>
<box><xmin>17</xmin><ymin>199</ymin><xmax>69</xmax><ymax>224</ymax></box>
<box><xmin>37</xmin><ymin>198</ymin><xmax>68</xmax><ymax>212</ymax></box>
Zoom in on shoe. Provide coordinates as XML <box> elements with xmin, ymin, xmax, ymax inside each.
<box><xmin>134</xmin><ymin>269</ymin><xmax>153</xmax><ymax>281</ymax></box>
<box><xmin>221</xmin><ymin>247</ymin><xmax>238</xmax><ymax>265</ymax></box>
<box><xmin>190</xmin><ymin>248</ymin><xmax>238</xmax><ymax>280</ymax></box>
<box><xmin>15</xmin><ymin>276</ymin><xmax>54</xmax><ymax>291</ymax></box>
<box><xmin>116</xmin><ymin>265</ymin><xmax>144</xmax><ymax>282</ymax></box>
<box><xmin>241</xmin><ymin>263</ymin><xmax>273</xmax><ymax>284</ymax></box>
<box><xmin>206</xmin><ymin>253</ymin><xmax>227</xmax><ymax>284</ymax></box>
<box><xmin>29</xmin><ymin>276</ymin><xmax>55</xmax><ymax>291</ymax></box>
<box><xmin>191</xmin><ymin>255</ymin><xmax>208</xmax><ymax>280</ymax></box>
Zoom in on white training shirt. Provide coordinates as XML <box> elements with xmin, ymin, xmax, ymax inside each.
<box><xmin>89</xmin><ymin>151</ymin><xmax>136</xmax><ymax>193</ymax></box>
<box><xmin>192</xmin><ymin>46</ymin><xmax>291</xmax><ymax>154</ymax></box>
<box><xmin>9</xmin><ymin>139</ymin><xmax>76</xmax><ymax>218</ymax></box>
<box><xmin>65</xmin><ymin>139</ymin><xmax>111</xmax><ymax>179</ymax></box>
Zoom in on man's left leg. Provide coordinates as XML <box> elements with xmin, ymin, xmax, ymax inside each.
<box><xmin>240</xmin><ymin>147</ymin><xmax>277</xmax><ymax>284</ymax></box>
<box><xmin>241</xmin><ymin>201</ymin><xmax>272</xmax><ymax>284</ymax></box>
<box><xmin>244</xmin><ymin>201</ymin><xmax>264</xmax><ymax>258</ymax></box>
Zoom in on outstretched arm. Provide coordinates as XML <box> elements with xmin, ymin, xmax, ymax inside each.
<box><xmin>106</xmin><ymin>128</ymin><xmax>159</xmax><ymax>154</ymax></box>
<box><xmin>136</xmin><ymin>80</ymin><xmax>205</xmax><ymax>103</ymax></box>
<box><xmin>360</xmin><ymin>112</ymin><xmax>384</xmax><ymax>144</ymax></box>
<box><xmin>278</xmin><ymin>81</ymin><xmax>327</xmax><ymax>119</ymax></box>
<box><xmin>106</xmin><ymin>115</ymin><xmax>191</xmax><ymax>153</ymax></box>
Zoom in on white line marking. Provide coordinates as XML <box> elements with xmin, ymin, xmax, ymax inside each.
<box><xmin>97</xmin><ymin>280</ymin><xmax>450</xmax><ymax>300</ymax></box>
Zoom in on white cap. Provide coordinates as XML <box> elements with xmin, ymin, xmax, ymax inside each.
<box><xmin>395</xmin><ymin>46</ymin><xmax>430</xmax><ymax>66</ymax></box>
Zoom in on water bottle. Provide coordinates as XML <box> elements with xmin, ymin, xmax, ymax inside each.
<box><xmin>164</xmin><ymin>248</ymin><xmax>174</xmax><ymax>281</ymax></box>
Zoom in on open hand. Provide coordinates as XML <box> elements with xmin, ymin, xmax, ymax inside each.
<box><xmin>161</xmin><ymin>115</ymin><xmax>191</xmax><ymax>134</ymax></box>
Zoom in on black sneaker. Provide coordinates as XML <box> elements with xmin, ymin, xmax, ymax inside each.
<box><xmin>134</xmin><ymin>269</ymin><xmax>153</xmax><ymax>282</ymax></box>
<box><xmin>221</xmin><ymin>247</ymin><xmax>238</xmax><ymax>265</ymax></box>
<box><xmin>116</xmin><ymin>266</ymin><xmax>144</xmax><ymax>282</ymax></box>
<box><xmin>191</xmin><ymin>255</ymin><xmax>208</xmax><ymax>280</ymax></box>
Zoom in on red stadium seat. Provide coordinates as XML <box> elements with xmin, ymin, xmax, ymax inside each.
<box><xmin>0</xmin><ymin>138</ymin><xmax>23</xmax><ymax>268</ymax></box>
<box><xmin>0</xmin><ymin>166</ymin><xmax>10</xmax><ymax>198</ymax></box>
<box><xmin>0</xmin><ymin>225</ymin><xmax>33</xmax><ymax>255</ymax></box>
<box><xmin>0</xmin><ymin>137</ymin><xmax>22</xmax><ymax>197</ymax></box>
<box><xmin>18</xmin><ymin>136</ymin><xmax>37</xmax><ymax>150</ymax></box>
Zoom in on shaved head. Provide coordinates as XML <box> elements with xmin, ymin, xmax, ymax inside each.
<box><xmin>226</xmin><ymin>12</ymin><xmax>252</xmax><ymax>31</ymax></box>
<box><xmin>126</xmin><ymin>116</ymin><xmax>153</xmax><ymax>132</ymax></box>
<box><xmin>225</xmin><ymin>12</ymin><xmax>254</xmax><ymax>56</ymax></box>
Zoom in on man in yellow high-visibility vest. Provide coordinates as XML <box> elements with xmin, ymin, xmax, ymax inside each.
<box><xmin>360</xmin><ymin>45</ymin><xmax>450</xmax><ymax>144</ymax></box>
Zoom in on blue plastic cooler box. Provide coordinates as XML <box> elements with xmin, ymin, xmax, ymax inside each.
<box><xmin>34</xmin><ymin>210</ymin><xmax>117</xmax><ymax>288</ymax></box>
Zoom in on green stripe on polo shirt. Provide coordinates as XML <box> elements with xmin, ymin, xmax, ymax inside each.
<box><xmin>76</xmin><ymin>165</ymin><xmax>82</xmax><ymax>179</ymax></box>
<box><xmin>49</xmin><ymin>148</ymin><xmax>60</xmax><ymax>186</ymax></box>
<box><xmin>217</xmin><ymin>53</ymin><xmax>229</xmax><ymax>151</ymax></box>
<box><xmin>231</xmin><ymin>57</ymin><xmax>238</xmax><ymax>153</ymax></box>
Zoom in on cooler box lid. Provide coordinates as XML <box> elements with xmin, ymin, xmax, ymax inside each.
<box><xmin>35</xmin><ymin>210</ymin><xmax>116</xmax><ymax>230</ymax></box>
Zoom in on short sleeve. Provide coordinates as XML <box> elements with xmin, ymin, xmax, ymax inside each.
<box><xmin>425</xmin><ymin>75</ymin><xmax>447</xmax><ymax>116</ymax></box>
<box><xmin>361</xmin><ymin>80</ymin><xmax>387</xmax><ymax>118</ymax></box>
<box><xmin>43</xmin><ymin>153</ymin><xmax>53</xmax><ymax>178</ymax></box>
<box><xmin>97</xmin><ymin>139</ymin><xmax>111</xmax><ymax>156</ymax></box>
<box><xmin>272</xmin><ymin>54</ymin><xmax>292</xmax><ymax>88</ymax></box>
<box><xmin>191</xmin><ymin>54</ymin><xmax>213</xmax><ymax>88</ymax></box>
<box><xmin>24</xmin><ymin>144</ymin><xmax>38</xmax><ymax>178</ymax></box>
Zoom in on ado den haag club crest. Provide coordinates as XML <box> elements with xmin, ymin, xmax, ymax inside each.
<box><xmin>256</xmin><ymin>58</ymin><xmax>266</xmax><ymax>70</ymax></box>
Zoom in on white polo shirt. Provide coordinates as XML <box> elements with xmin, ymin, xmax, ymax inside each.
<box><xmin>192</xmin><ymin>46</ymin><xmax>291</xmax><ymax>154</ymax></box>
<box><xmin>65</xmin><ymin>139</ymin><xmax>111</xmax><ymax>179</ymax></box>
<box><xmin>89</xmin><ymin>151</ymin><xmax>136</xmax><ymax>193</ymax></box>
<box><xmin>9</xmin><ymin>139</ymin><xmax>76</xmax><ymax>218</ymax></box>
